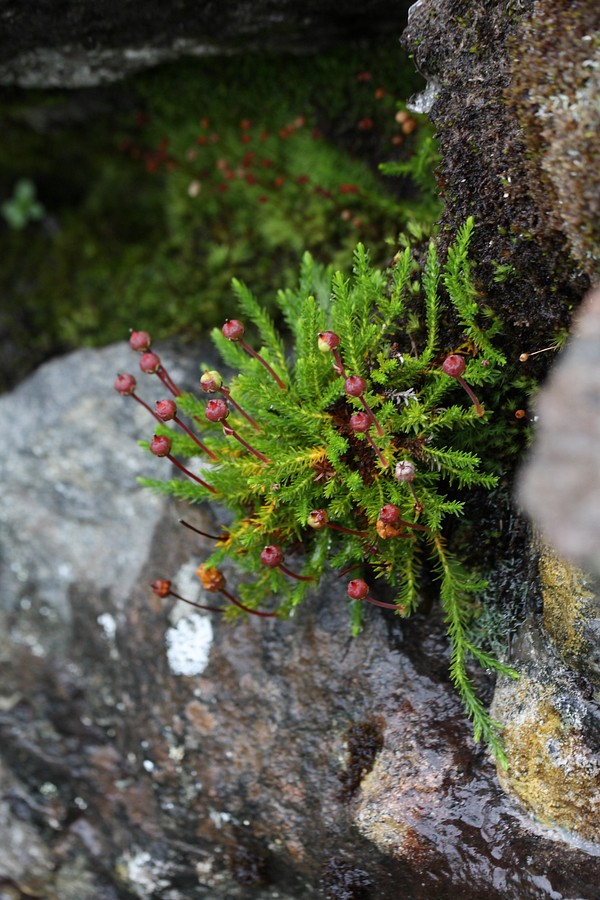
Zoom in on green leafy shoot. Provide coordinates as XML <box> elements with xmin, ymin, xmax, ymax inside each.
<box><xmin>128</xmin><ymin>224</ymin><xmax>516</xmax><ymax>759</ymax></box>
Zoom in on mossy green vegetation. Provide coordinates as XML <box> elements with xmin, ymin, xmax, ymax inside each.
<box><xmin>0</xmin><ymin>44</ymin><xmax>437</xmax><ymax>389</ymax></box>
<box><xmin>135</xmin><ymin>220</ymin><xmax>518</xmax><ymax>760</ymax></box>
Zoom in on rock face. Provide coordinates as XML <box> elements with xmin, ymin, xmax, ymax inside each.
<box><xmin>403</xmin><ymin>0</ymin><xmax>600</xmax><ymax>853</ymax></box>
<box><xmin>0</xmin><ymin>0</ymin><xmax>413</xmax><ymax>87</ymax></box>
<box><xmin>519</xmin><ymin>288</ymin><xmax>600</xmax><ymax>580</ymax></box>
<box><xmin>403</xmin><ymin>0</ymin><xmax>594</xmax><ymax>362</ymax></box>
<box><xmin>1</xmin><ymin>343</ymin><xmax>600</xmax><ymax>899</ymax></box>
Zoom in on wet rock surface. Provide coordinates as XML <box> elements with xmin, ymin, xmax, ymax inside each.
<box><xmin>1</xmin><ymin>344</ymin><xmax>600</xmax><ymax>898</ymax></box>
<box><xmin>0</xmin><ymin>0</ymin><xmax>413</xmax><ymax>88</ymax></box>
<box><xmin>492</xmin><ymin>620</ymin><xmax>600</xmax><ymax>845</ymax></box>
<box><xmin>403</xmin><ymin>0</ymin><xmax>600</xmax><ymax>869</ymax></box>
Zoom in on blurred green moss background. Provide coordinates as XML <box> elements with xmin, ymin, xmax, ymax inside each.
<box><xmin>0</xmin><ymin>43</ymin><xmax>439</xmax><ymax>390</ymax></box>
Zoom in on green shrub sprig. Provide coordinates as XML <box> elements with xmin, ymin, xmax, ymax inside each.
<box><xmin>118</xmin><ymin>218</ymin><xmax>518</xmax><ymax>762</ymax></box>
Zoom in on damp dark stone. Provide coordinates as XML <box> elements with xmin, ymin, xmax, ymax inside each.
<box><xmin>338</xmin><ymin>717</ymin><xmax>385</xmax><ymax>801</ymax></box>
<box><xmin>321</xmin><ymin>857</ymin><xmax>372</xmax><ymax>900</ymax></box>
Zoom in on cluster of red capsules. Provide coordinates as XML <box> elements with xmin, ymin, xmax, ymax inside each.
<box><xmin>116</xmin><ymin>324</ymin><xmax>483</xmax><ymax>619</ymax></box>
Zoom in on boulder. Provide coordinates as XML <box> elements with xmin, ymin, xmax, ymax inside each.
<box><xmin>1</xmin><ymin>343</ymin><xmax>600</xmax><ymax>898</ymax></box>
<box><xmin>0</xmin><ymin>0</ymin><xmax>413</xmax><ymax>88</ymax></box>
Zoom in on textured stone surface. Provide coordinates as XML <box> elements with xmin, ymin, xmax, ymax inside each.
<box><xmin>492</xmin><ymin>621</ymin><xmax>600</xmax><ymax>844</ymax></box>
<box><xmin>510</xmin><ymin>0</ymin><xmax>600</xmax><ymax>273</ymax></box>
<box><xmin>0</xmin><ymin>0</ymin><xmax>413</xmax><ymax>87</ymax></box>
<box><xmin>538</xmin><ymin>545</ymin><xmax>600</xmax><ymax>687</ymax></box>
<box><xmin>519</xmin><ymin>288</ymin><xmax>600</xmax><ymax>578</ymax></box>
<box><xmin>402</xmin><ymin>0</ymin><xmax>591</xmax><ymax>362</ymax></box>
<box><xmin>1</xmin><ymin>344</ymin><xmax>600</xmax><ymax>898</ymax></box>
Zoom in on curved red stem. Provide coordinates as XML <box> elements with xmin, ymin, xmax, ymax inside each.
<box><xmin>157</xmin><ymin>365</ymin><xmax>182</xmax><ymax>397</ymax></box>
<box><xmin>278</xmin><ymin>563</ymin><xmax>315</xmax><ymax>582</ymax></box>
<box><xmin>363</xmin><ymin>596</ymin><xmax>401</xmax><ymax>610</ymax></box>
<box><xmin>179</xmin><ymin>519</ymin><xmax>227</xmax><ymax>541</ymax></box>
<box><xmin>221</xmin><ymin>588</ymin><xmax>279</xmax><ymax>618</ymax></box>
<box><xmin>173</xmin><ymin>414</ymin><xmax>218</xmax><ymax>460</ymax></box>
<box><xmin>168</xmin><ymin>590</ymin><xmax>224</xmax><ymax>613</ymax></box>
<box><xmin>166</xmin><ymin>454</ymin><xmax>218</xmax><ymax>493</ymax></box>
<box><xmin>239</xmin><ymin>340</ymin><xmax>287</xmax><ymax>390</ymax></box>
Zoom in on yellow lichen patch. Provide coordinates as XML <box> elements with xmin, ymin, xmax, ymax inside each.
<box><xmin>538</xmin><ymin>544</ymin><xmax>595</xmax><ymax>665</ymax></box>
<box><xmin>497</xmin><ymin>677</ymin><xmax>600</xmax><ymax>842</ymax></box>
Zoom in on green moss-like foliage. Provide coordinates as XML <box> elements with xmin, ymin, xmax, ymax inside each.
<box><xmin>132</xmin><ymin>220</ymin><xmax>519</xmax><ymax>760</ymax></box>
<box><xmin>0</xmin><ymin>44</ymin><xmax>437</xmax><ymax>391</ymax></box>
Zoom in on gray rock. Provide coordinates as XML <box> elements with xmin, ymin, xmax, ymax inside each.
<box><xmin>0</xmin><ymin>1</ymin><xmax>413</xmax><ymax>88</ymax></box>
<box><xmin>1</xmin><ymin>343</ymin><xmax>600</xmax><ymax>898</ymax></box>
<box><xmin>519</xmin><ymin>288</ymin><xmax>600</xmax><ymax>578</ymax></box>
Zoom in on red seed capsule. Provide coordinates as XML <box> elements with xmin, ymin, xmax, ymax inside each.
<box><xmin>200</xmin><ymin>370</ymin><xmax>223</xmax><ymax>393</ymax></box>
<box><xmin>222</xmin><ymin>319</ymin><xmax>245</xmax><ymax>341</ymax></box>
<box><xmin>205</xmin><ymin>398</ymin><xmax>229</xmax><ymax>423</ymax></box>
<box><xmin>150</xmin><ymin>434</ymin><xmax>172</xmax><ymax>457</ymax></box>
<box><xmin>151</xmin><ymin>579</ymin><xmax>171</xmax><ymax>598</ymax></box>
<box><xmin>154</xmin><ymin>399</ymin><xmax>177</xmax><ymax>421</ymax></box>
<box><xmin>260</xmin><ymin>545</ymin><xmax>285</xmax><ymax>568</ymax></box>
<box><xmin>307</xmin><ymin>509</ymin><xmax>329</xmax><ymax>530</ymax></box>
<box><xmin>350</xmin><ymin>411</ymin><xmax>371</xmax><ymax>433</ymax></box>
<box><xmin>317</xmin><ymin>331</ymin><xmax>340</xmax><ymax>352</ymax></box>
<box><xmin>114</xmin><ymin>373</ymin><xmax>137</xmax><ymax>395</ymax></box>
<box><xmin>139</xmin><ymin>351</ymin><xmax>162</xmax><ymax>374</ymax></box>
<box><xmin>347</xmin><ymin>579</ymin><xmax>370</xmax><ymax>600</ymax></box>
<box><xmin>442</xmin><ymin>354</ymin><xmax>466</xmax><ymax>377</ymax></box>
<box><xmin>345</xmin><ymin>375</ymin><xmax>367</xmax><ymax>397</ymax></box>
<box><xmin>129</xmin><ymin>330</ymin><xmax>152</xmax><ymax>352</ymax></box>
<box><xmin>379</xmin><ymin>503</ymin><xmax>401</xmax><ymax>525</ymax></box>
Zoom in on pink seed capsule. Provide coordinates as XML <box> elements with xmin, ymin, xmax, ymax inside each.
<box><xmin>154</xmin><ymin>399</ymin><xmax>177</xmax><ymax>421</ymax></box>
<box><xmin>150</xmin><ymin>434</ymin><xmax>172</xmax><ymax>457</ymax></box>
<box><xmin>139</xmin><ymin>351</ymin><xmax>162</xmax><ymax>374</ymax></box>
<box><xmin>114</xmin><ymin>373</ymin><xmax>137</xmax><ymax>395</ymax></box>
<box><xmin>129</xmin><ymin>330</ymin><xmax>152</xmax><ymax>352</ymax></box>
<box><xmin>395</xmin><ymin>460</ymin><xmax>416</xmax><ymax>483</ymax></box>
<box><xmin>394</xmin><ymin>460</ymin><xmax>422</xmax><ymax>512</ymax></box>
<box><xmin>441</xmin><ymin>354</ymin><xmax>484</xmax><ymax>416</ymax></box>
<box><xmin>205</xmin><ymin>398</ymin><xmax>229</xmax><ymax>423</ymax></box>
<box><xmin>350</xmin><ymin>411</ymin><xmax>371</xmax><ymax>433</ymax></box>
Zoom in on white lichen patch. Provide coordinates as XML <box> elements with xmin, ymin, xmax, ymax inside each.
<box><xmin>117</xmin><ymin>848</ymin><xmax>170</xmax><ymax>897</ymax></box>
<box><xmin>97</xmin><ymin>612</ymin><xmax>117</xmax><ymax>641</ymax></box>
<box><xmin>165</xmin><ymin>613</ymin><xmax>213</xmax><ymax>677</ymax></box>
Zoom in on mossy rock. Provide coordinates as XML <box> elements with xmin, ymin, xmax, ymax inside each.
<box><xmin>539</xmin><ymin>544</ymin><xmax>600</xmax><ymax>688</ymax></box>
<box><xmin>492</xmin><ymin>620</ymin><xmax>600</xmax><ymax>843</ymax></box>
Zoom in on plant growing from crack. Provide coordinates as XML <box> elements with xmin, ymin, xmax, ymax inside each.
<box><xmin>116</xmin><ymin>217</ymin><xmax>517</xmax><ymax>761</ymax></box>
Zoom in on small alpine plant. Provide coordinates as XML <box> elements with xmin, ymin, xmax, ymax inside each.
<box><xmin>116</xmin><ymin>218</ymin><xmax>517</xmax><ymax>761</ymax></box>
